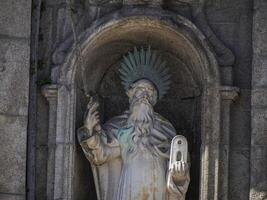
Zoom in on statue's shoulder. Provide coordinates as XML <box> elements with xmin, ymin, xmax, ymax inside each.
<box><xmin>153</xmin><ymin>112</ymin><xmax>176</xmax><ymax>137</ymax></box>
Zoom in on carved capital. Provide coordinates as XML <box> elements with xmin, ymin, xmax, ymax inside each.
<box><xmin>42</xmin><ymin>84</ymin><xmax>58</xmax><ymax>102</ymax></box>
<box><xmin>220</xmin><ymin>86</ymin><xmax>240</xmax><ymax>101</ymax></box>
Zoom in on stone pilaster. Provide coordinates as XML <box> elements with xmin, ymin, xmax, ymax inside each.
<box><xmin>250</xmin><ymin>0</ymin><xmax>267</xmax><ymax>199</ymax></box>
<box><xmin>42</xmin><ymin>85</ymin><xmax>58</xmax><ymax>200</ymax></box>
<box><xmin>42</xmin><ymin>84</ymin><xmax>76</xmax><ymax>200</ymax></box>
<box><xmin>219</xmin><ymin>86</ymin><xmax>239</xmax><ymax>200</ymax></box>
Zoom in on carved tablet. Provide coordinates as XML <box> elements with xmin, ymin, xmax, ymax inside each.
<box><xmin>169</xmin><ymin>135</ymin><xmax>188</xmax><ymax>170</ymax></box>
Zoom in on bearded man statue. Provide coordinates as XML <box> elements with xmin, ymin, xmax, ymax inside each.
<box><xmin>77</xmin><ymin>47</ymin><xmax>190</xmax><ymax>200</ymax></box>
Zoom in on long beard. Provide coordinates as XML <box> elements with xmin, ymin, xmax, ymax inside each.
<box><xmin>128</xmin><ymin>101</ymin><xmax>154</xmax><ymax>136</ymax></box>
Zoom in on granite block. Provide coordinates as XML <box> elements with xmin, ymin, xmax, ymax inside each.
<box><xmin>0</xmin><ymin>39</ymin><xmax>30</xmax><ymax>116</ymax></box>
<box><xmin>0</xmin><ymin>194</ymin><xmax>24</xmax><ymax>200</ymax></box>
<box><xmin>252</xmin><ymin>88</ymin><xmax>267</xmax><ymax>107</ymax></box>
<box><xmin>251</xmin><ymin>108</ymin><xmax>267</xmax><ymax>145</ymax></box>
<box><xmin>252</xmin><ymin>53</ymin><xmax>267</xmax><ymax>87</ymax></box>
<box><xmin>250</xmin><ymin>146</ymin><xmax>267</xmax><ymax>200</ymax></box>
<box><xmin>0</xmin><ymin>115</ymin><xmax>27</xmax><ymax>194</ymax></box>
<box><xmin>229</xmin><ymin>148</ymin><xmax>250</xmax><ymax>200</ymax></box>
<box><xmin>0</xmin><ymin>0</ymin><xmax>31</xmax><ymax>38</ymax></box>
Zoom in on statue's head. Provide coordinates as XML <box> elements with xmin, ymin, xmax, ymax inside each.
<box><xmin>126</xmin><ymin>79</ymin><xmax>156</xmax><ymax>131</ymax></box>
<box><xmin>119</xmin><ymin>46</ymin><xmax>171</xmax><ymax>129</ymax></box>
<box><xmin>127</xmin><ymin>79</ymin><xmax>158</xmax><ymax>107</ymax></box>
<box><xmin>119</xmin><ymin>46</ymin><xmax>171</xmax><ymax>107</ymax></box>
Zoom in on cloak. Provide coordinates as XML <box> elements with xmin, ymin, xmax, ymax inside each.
<box><xmin>78</xmin><ymin>111</ymin><xmax>187</xmax><ymax>200</ymax></box>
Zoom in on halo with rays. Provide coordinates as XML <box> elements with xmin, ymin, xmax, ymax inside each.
<box><xmin>119</xmin><ymin>46</ymin><xmax>171</xmax><ymax>100</ymax></box>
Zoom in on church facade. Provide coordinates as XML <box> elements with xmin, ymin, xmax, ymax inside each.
<box><xmin>0</xmin><ymin>0</ymin><xmax>266</xmax><ymax>200</ymax></box>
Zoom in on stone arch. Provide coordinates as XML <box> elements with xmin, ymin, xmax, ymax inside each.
<box><xmin>43</xmin><ymin>7</ymin><xmax>237</xmax><ymax>200</ymax></box>
<box><xmin>60</xmin><ymin>10</ymin><xmax>219</xmax><ymax>89</ymax></box>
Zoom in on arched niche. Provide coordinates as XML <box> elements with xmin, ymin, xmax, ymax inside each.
<box><xmin>43</xmin><ymin>7</ymin><xmax>238</xmax><ymax>200</ymax></box>
<box><xmin>97</xmin><ymin>49</ymin><xmax>202</xmax><ymax>199</ymax></box>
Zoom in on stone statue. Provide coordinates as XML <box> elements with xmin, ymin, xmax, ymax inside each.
<box><xmin>77</xmin><ymin>47</ymin><xmax>190</xmax><ymax>200</ymax></box>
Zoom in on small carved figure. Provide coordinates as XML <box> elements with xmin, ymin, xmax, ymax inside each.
<box><xmin>77</xmin><ymin>47</ymin><xmax>190</xmax><ymax>200</ymax></box>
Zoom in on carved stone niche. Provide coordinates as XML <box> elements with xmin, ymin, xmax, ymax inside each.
<box><xmin>43</xmin><ymin>7</ymin><xmax>239</xmax><ymax>200</ymax></box>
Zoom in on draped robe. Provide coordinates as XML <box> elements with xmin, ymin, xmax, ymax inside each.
<box><xmin>78</xmin><ymin>111</ymin><xmax>189</xmax><ymax>200</ymax></box>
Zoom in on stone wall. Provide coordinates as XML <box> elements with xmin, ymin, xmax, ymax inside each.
<box><xmin>250</xmin><ymin>0</ymin><xmax>267</xmax><ymax>199</ymax></box>
<box><xmin>205</xmin><ymin>1</ymin><xmax>253</xmax><ymax>199</ymax></box>
<box><xmin>0</xmin><ymin>1</ymin><xmax>32</xmax><ymax>200</ymax></box>
<box><xmin>0</xmin><ymin>0</ymin><xmax>267</xmax><ymax>199</ymax></box>
<box><xmin>33</xmin><ymin>0</ymin><xmax>257</xmax><ymax>199</ymax></box>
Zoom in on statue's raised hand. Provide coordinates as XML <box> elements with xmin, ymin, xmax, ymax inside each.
<box><xmin>171</xmin><ymin>161</ymin><xmax>189</xmax><ymax>183</ymax></box>
<box><xmin>77</xmin><ymin>97</ymin><xmax>101</xmax><ymax>143</ymax></box>
<box><xmin>84</xmin><ymin>97</ymin><xmax>101</xmax><ymax>133</ymax></box>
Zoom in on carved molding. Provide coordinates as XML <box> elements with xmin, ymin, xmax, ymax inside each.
<box><xmin>220</xmin><ymin>86</ymin><xmax>240</xmax><ymax>101</ymax></box>
<box><xmin>52</xmin><ymin>0</ymin><xmax>235</xmax><ymax>73</ymax></box>
<box><xmin>218</xmin><ymin>85</ymin><xmax>239</xmax><ymax>199</ymax></box>
<box><xmin>42</xmin><ymin>84</ymin><xmax>58</xmax><ymax>101</ymax></box>
<box><xmin>41</xmin><ymin>84</ymin><xmax>59</xmax><ymax>200</ymax></box>
<box><xmin>41</xmin><ymin>83</ymin><xmax>76</xmax><ymax>200</ymax></box>
<box><xmin>191</xmin><ymin>4</ymin><xmax>235</xmax><ymax>66</ymax></box>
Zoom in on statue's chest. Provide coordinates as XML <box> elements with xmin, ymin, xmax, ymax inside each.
<box><xmin>117</xmin><ymin>127</ymin><xmax>155</xmax><ymax>160</ymax></box>
<box><xmin>117</xmin><ymin>128</ymin><xmax>167</xmax><ymax>200</ymax></box>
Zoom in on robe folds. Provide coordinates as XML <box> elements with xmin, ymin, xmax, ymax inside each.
<box><xmin>78</xmin><ymin>111</ymin><xmax>189</xmax><ymax>200</ymax></box>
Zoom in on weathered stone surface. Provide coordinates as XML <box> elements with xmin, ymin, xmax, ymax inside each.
<box><xmin>206</xmin><ymin>7</ymin><xmax>239</xmax><ymax>24</ymax></box>
<box><xmin>36</xmin><ymin>92</ymin><xmax>49</xmax><ymax>145</ymax></box>
<box><xmin>56</xmin><ymin>7</ymin><xmax>70</xmax><ymax>44</ymax></box>
<box><xmin>0</xmin><ymin>0</ymin><xmax>31</xmax><ymax>199</ymax></box>
<box><xmin>39</xmin><ymin>6</ymin><xmax>53</xmax><ymax>66</ymax></box>
<box><xmin>252</xmin><ymin>54</ymin><xmax>267</xmax><ymax>87</ymax></box>
<box><xmin>230</xmin><ymin>89</ymin><xmax>251</xmax><ymax>148</ymax></box>
<box><xmin>0</xmin><ymin>0</ymin><xmax>258</xmax><ymax>199</ymax></box>
<box><xmin>0</xmin><ymin>194</ymin><xmax>24</xmax><ymax>200</ymax></box>
<box><xmin>251</xmin><ymin>108</ymin><xmax>267</xmax><ymax>145</ymax></box>
<box><xmin>229</xmin><ymin>148</ymin><xmax>250</xmax><ymax>200</ymax></box>
<box><xmin>253</xmin><ymin>2</ymin><xmax>267</xmax><ymax>55</ymax></box>
<box><xmin>49</xmin><ymin>8</ymin><xmax>225</xmax><ymax>200</ymax></box>
<box><xmin>250</xmin><ymin>146</ymin><xmax>267</xmax><ymax>200</ymax></box>
<box><xmin>234</xmin><ymin>89</ymin><xmax>251</xmax><ymax>111</ymax></box>
<box><xmin>208</xmin><ymin>23</ymin><xmax>236</xmax><ymax>51</ymax></box>
<box><xmin>220</xmin><ymin>66</ymin><xmax>233</xmax><ymax>85</ymax></box>
<box><xmin>0</xmin><ymin>115</ymin><xmax>27</xmax><ymax>194</ymax></box>
<box><xmin>253</xmin><ymin>2</ymin><xmax>267</xmax><ymax>34</ymax></box>
<box><xmin>250</xmin><ymin>0</ymin><xmax>267</xmax><ymax>199</ymax></box>
<box><xmin>230</xmin><ymin>110</ymin><xmax>251</xmax><ymax>146</ymax></box>
<box><xmin>0</xmin><ymin>0</ymin><xmax>31</xmax><ymax>38</ymax></box>
<box><xmin>252</xmin><ymin>88</ymin><xmax>267</xmax><ymax>107</ymax></box>
<box><xmin>0</xmin><ymin>39</ymin><xmax>30</xmax><ymax>116</ymax></box>
<box><xmin>46</xmin><ymin>0</ymin><xmax>67</xmax><ymax>6</ymax></box>
<box><xmin>35</xmin><ymin>146</ymin><xmax>48</xmax><ymax>200</ymax></box>
<box><xmin>254</xmin><ymin>0</ymin><xmax>267</xmax><ymax>8</ymax></box>
<box><xmin>207</xmin><ymin>0</ymin><xmax>253</xmax><ymax>89</ymax></box>
<box><xmin>35</xmin><ymin>92</ymin><xmax>49</xmax><ymax>200</ymax></box>
<box><xmin>218</xmin><ymin>144</ymin><xmax>230</xmax><ymax>199</ymax></box>
<box><xmin>253</xmin><ymin>32</ymin><xmax>267</xmax><ymax>55</ymax></box>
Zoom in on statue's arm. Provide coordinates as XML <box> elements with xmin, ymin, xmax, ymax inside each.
<box><xmin>77</xmin><ymin>98</ymin><xmax>120</xmax><ymax>165</ymax></box>
<box><xmin>166</xmin><ymin>155</ymin><xmax>190</xmax><ymax>200</ymax></box>
<box><xmin>77</xmin><ymin>126</ymin><xmax>120</xmax><ymax>165</ymax></box>
<box><xmin>166</xmin><ymin>135</ymin><xmax>190</xmax><ymax>200</ymax></box>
